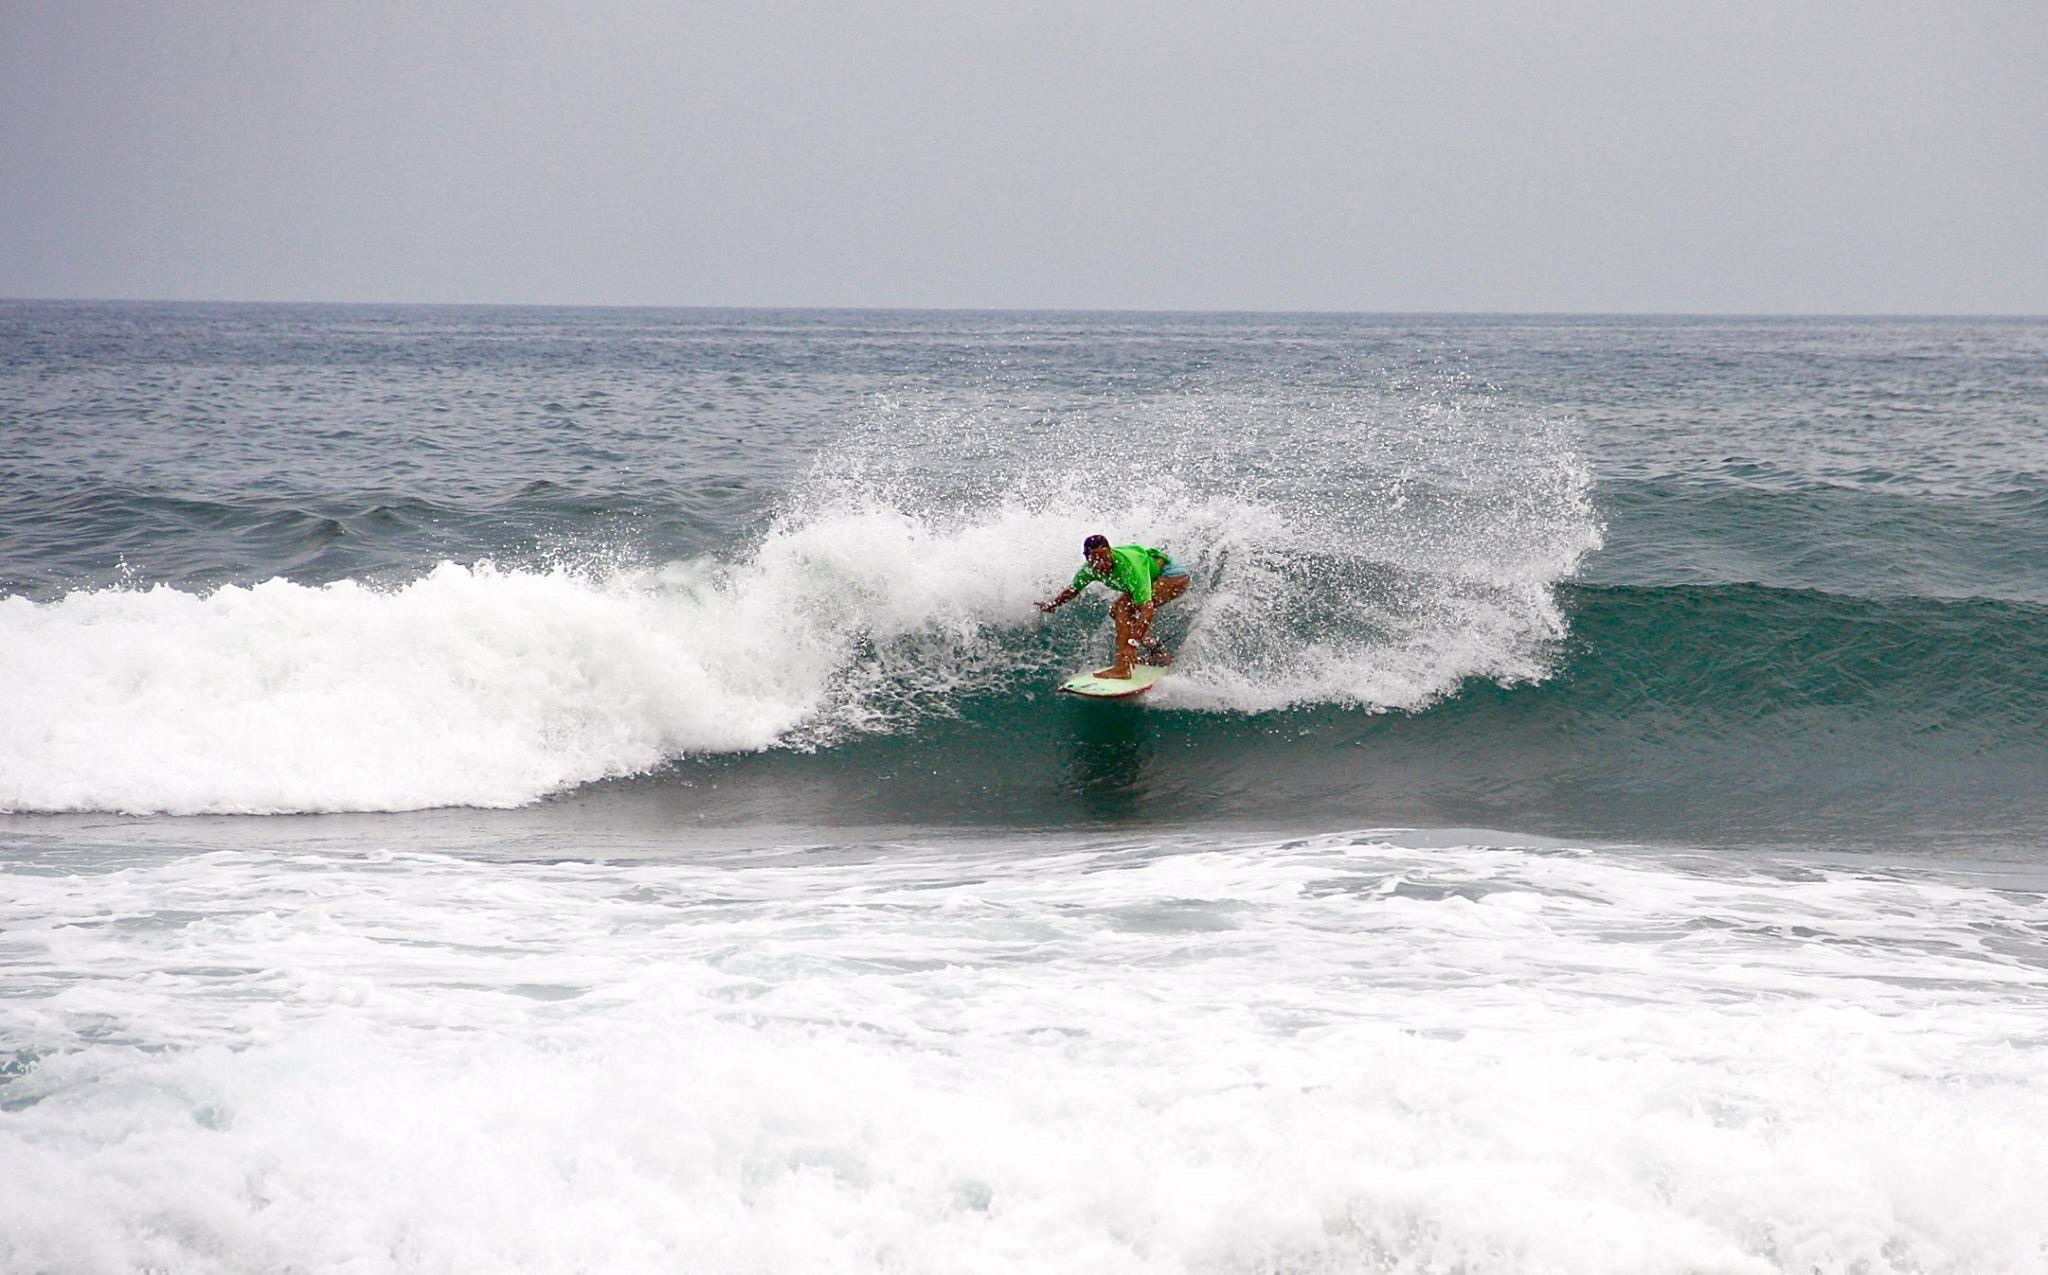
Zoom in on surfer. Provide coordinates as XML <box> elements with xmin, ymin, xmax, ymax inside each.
<box><xmin>1037</xmin><ymin>534</ymin><xmax>1190</xmax><ymax>679</ymax></box>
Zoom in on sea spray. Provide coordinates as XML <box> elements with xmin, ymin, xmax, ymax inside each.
<box><xmin>2</xmin><ymin>374</ymin><xmax>1599</xmax><ymax>814</ymax></box>
<box><xmin>786</xmin><ymin>376</ymin><xmax>1600</xmax><ymax>715</ymax></box>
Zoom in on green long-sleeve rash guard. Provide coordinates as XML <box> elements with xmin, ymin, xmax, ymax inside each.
<box><xmin>1071</xmin><ymin>545</ymin><xmax>1164</xmax><ymax>606</ymax></box>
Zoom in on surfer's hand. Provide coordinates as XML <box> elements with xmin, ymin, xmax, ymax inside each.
<box><xmin>1036</xmin><ymin>600</ymin><xmax>1057</xmax><ymax>613</ymax></box>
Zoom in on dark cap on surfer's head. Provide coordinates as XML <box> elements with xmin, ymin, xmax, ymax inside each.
<box><xmin>1082</xmin><ymin>534</ymin><xmax>1110</xmax><ymax>555</ymax></box>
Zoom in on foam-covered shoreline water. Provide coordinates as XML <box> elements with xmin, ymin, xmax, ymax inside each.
<box><xmin>4</xmin><ymin>829</ymin><xmax>2045</xmax><ymax>1273</ymax></box>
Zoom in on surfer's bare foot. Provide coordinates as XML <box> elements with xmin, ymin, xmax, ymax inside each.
<box><xmin>1096</xmin><ymin>665</ymin><xmax>1135</xmax><ymax>680</ymax></box>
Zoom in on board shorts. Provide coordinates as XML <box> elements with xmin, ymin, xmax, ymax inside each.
<box><xmin>1159</xmin><ymin>558</ymin><xmax>1190</xmax><ymax>580</ymax></box>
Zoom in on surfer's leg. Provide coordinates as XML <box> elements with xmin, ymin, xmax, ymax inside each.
<box><xmin>1135</xmin><ymin>575</ymin><xmax>1189</xmax><ymax>665</ymax></box>
<box><xmin>1102</xmin><ymin>595</ymin><xmax>1140</xmax><ymax>678</ymax></box>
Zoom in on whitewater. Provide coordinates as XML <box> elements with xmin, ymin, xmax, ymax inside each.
<box><xmin>4</xmin><ymin>303</ymin><xmax>2047</xmax><ymax>1273</ymax></box>
<box><xmin>6</xmin><ymin>830</ymin><xmax>2046</xmax><ymax>1272</ymax></box>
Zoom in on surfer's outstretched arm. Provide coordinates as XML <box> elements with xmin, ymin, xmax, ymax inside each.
<box><xmin>1037</xmin><ymin>585</ymin><xmax>1082</xmax><ymax>613</ymax></box>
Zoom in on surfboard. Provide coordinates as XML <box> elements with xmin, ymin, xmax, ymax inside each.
<box><xmin>1058</xmin><ymin>665</ymin><xmax>1170</xmax><ymax>699</ymax></box>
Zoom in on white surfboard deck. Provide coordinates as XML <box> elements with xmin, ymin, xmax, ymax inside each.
<box><xmin>1058</xmin><ymin>665</ymin><xmax>1170</xmax><ymax>699</ymax></box>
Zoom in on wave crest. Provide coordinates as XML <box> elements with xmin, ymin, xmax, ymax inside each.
<box><xmin>2</xmin><ymin>382</ymin><xmax>1598</xmax><ymax>814</ymax></box>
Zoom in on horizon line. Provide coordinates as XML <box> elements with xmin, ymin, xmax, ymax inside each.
<box><xmin>3</xmin><ymin>294</ymin><xmax>2045</xmax><ymax>322</ymax></box>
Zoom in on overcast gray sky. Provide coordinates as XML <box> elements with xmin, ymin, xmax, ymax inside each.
<box><xmin>3</xmin><ymin>1</ymin><xmax>2044</xmax><ymax>312</ymax></box>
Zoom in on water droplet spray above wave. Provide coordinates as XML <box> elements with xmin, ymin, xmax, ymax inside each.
<box><xmin>0</xmin><ymin>377</ymin><xmax>1599</xmax><ymax>815</ymax></box>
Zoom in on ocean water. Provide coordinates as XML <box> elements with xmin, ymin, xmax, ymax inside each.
<box><xmin>2</xmin><ymin>303</ymin><xmax>2046</xmax><ymax>1272</ymax></box>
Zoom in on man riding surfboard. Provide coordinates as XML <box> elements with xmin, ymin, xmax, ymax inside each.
<box><xmin>1037</xmin><ymin>534</ymin><xmax>1191</xmax><ymax>679</ymax></box>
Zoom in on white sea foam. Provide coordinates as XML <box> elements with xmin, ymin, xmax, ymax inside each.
<box><xmin>2</xmin><ymin>831</ymin><xmax>2043</xmax><ymax>1273</ymax></box>
<box><xmin>0</xmin><ymin>505</ymin><xmax>1079</xmax><ymax>814</ymax></box>
<box><xmin>2</xmin><ymin>561</ymin><xmax>798</xmax><ymax>815</ymax></box>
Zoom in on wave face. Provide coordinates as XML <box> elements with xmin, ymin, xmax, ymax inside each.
<box><xmin>4</xmin><ymin>305</ymin><xmax>2046</xmax><ymax>847</ymax></box>
<box><xmin>0</xmin><ymin>385</ymin><xmax>1594</xmax><ymax>815</ymax></box>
